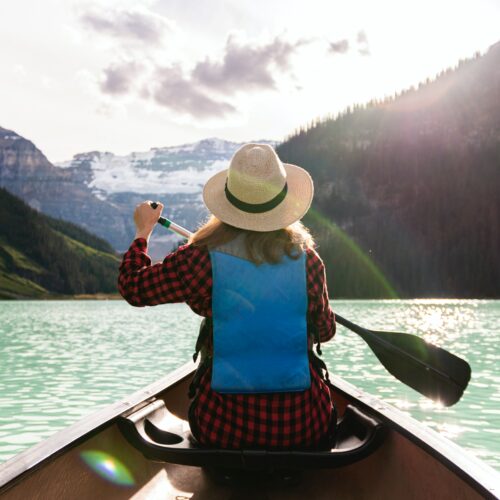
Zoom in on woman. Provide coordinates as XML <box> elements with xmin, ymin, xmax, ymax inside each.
<box><xmin>118</xmin><ymin>143</ymin><xmax>336</xmax><ymax>450</ymax></box>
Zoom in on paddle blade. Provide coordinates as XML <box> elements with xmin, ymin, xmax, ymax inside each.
<box><xmin>359</xmin><ymin>329</ymin><xmax>471</xmax><ymax>406</ymax></box>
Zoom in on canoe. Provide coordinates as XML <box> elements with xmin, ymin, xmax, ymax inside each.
<box><xmin>0</xmin><ymin>362</ymin><xmax>499</xmax><ymax>499</ymax></box>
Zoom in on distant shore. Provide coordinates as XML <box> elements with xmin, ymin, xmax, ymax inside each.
<box><xmin>67</xmin><ymin>293</ymin><xmax>123</xmax><ymax>300</ymax></box>
<box><xmin>0</xmin><ymin>293</ymin><xmax>123</xmax><ymax>301</ymax></box>
<box><xmin>45</xmin><ymin>293</ymin><xmax>123</xmax><ymax>301</ymax></box>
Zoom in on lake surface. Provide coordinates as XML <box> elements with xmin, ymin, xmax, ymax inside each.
<box><xmin>0</xmin><ymin>300</ymin><xmax>498</xmax><ymax>472</ymax></box>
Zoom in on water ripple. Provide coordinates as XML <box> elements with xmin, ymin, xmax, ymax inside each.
<box><xmin>0</xmin><ymin>299</ymin><xmax>498</xmax><ymax>471</ymax></box>
<box><xmin>328</xmin><ymin>299</ymin><xmax>500</xmax><ymax>471</ymax></box>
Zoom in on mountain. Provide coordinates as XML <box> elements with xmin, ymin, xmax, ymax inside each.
<box><xmin>0</xmin><ymin>129</ymin><xmax>394</xmax><ymax>298</ymax></box>
<box><xmin>0</xmin><ymin>129</ymin><xmax>275</xmax><ymax>260</ymax></box>
<box><xmin>0</xmin><ymin>127</ymin><xmax>126</xmax><ymax>250</ymax></box>
<box><xmin>0</xmin><ymin>187</ymin><xmax>120</xmax><ymax>299</ymax></box>
<box><xmin>56</xmin><ymin>138</ymin><xmax>274</xmax><ymax>259</ymax></box>
<box><xmin>277</xmin><ymin>42</ymin><xmax>500</xmax><ymax>298</ymax></box>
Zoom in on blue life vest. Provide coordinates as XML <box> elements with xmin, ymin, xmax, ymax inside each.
<box><xmin>210</xmin><ymin>248</ymin><xmax>311</xmax><ymax>394</ymax></box>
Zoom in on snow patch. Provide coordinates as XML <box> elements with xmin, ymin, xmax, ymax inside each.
<box><xmin>86</xmin><ymin>153</ymin><xmax>230</xmax><ymax>195</ymax></box>
<box><xmin>56</xmin><ymin>138</ymin><xmax>277</xmax><ymax>196</ymax></box>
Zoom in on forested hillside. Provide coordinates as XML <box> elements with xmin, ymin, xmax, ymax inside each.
<box><xmin>0</xmin><ymin>188</ymin><xmax>120</xmax><ymax>298</ymax></box>
<box><xmin>278</xmin><ymin>42</ymin><xmax>500</xmax><ymax>298</ymax></box>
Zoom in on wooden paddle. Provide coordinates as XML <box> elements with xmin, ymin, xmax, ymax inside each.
<box><xmin>149</xmin><ymin>206</ymin><xmax>471</xmax><ymax>406</ymax></box>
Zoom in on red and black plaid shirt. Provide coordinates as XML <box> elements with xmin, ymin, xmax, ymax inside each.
<box><xmin>118</xmin><ymin>239</ymin><xmax>336</xmax><ymax>449</ymax></box>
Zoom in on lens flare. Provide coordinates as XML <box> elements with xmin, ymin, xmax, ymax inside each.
<box><xmin>81</xmin><ymin>450</ymin><xmax>135</xmax><ymax>486</ymax></box>
<box><xmin>307</xmin><ymin>208</ymin><xmax>397</xmax><ymax>298</ymax></box>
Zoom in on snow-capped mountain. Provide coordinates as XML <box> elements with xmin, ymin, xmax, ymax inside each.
<box><xmin>57</xmin><ymin>138</ymin><xmax>253</xmax><ymax>198</ymax></box>
<box><xmin>56</xmin><ymin>138</ymin><xmax>277</xmax><ymax>259</ymax></box>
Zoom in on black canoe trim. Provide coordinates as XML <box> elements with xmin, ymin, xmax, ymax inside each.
<box><xmin>118</xmin><ymin>400</ymin><xmax>386</xmax><ymax>470</ymax></box>
<box><xmin>0</xmin><ymin>363</ymin><xmax>499</xmax><ymax>498</ymax></box>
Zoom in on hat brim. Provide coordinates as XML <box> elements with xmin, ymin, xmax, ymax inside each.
<box><xmin>203</xmin><ymin>163</ymin><xmax>314</xmax><ymax>232</ymax></box>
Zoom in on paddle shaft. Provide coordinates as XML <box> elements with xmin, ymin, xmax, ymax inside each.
<box><xmin>157</xmin><ymin>216</ymin><xmax>192</xmax><ymax>239</ymax></box>
<box><xmin>148</xmin><ymin>203</ymin><xmax>471</xmax><ymax>405</ymax></box>
<box><xmin>149</xmin><ymin>202</ymin><xmax>192</xmax><ymax>239</ymax></box>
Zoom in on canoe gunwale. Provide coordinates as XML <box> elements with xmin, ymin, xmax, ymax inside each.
<box><xmin>0</xmin><ymin>362</ymin><xmax>197</xmax><ymax>493</ymax></box>
<box><xmin>330</xmin><ymin>375</ymin><xmax>500</xmax><ymax>499</ymax></box>
<box><xmin>0</xmin><ymin>361</ymin><xmax>499</xmax><ymax>498</ymax></box>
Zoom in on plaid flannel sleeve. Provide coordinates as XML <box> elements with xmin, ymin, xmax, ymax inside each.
<box><xmin>306</xmin><ymin>248</ymin><xmax>336</xmax><ymax>342</ymax></box>
<box><xmin>117</xmin><ymin>238</ymin><xmax>212</xmax><ymax>308</ymax></box>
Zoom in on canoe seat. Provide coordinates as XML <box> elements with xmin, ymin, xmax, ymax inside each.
<box><xmin>118</xmin><ymin>399</ymin><xmax>385</xmax><ymax>471</ymax></box>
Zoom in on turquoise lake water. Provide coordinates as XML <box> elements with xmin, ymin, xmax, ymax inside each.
<box><xmin>0</xmin><ymin>300</ymin><xmax>498</xmax><ymax>471</ymax></box>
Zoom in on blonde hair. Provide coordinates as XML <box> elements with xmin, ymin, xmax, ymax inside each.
<box><xmin>189</xmin><ymin>216</ymin><xmax>315</xmax><ymax>265</ymax></box>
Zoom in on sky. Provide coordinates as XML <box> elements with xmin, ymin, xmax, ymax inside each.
<box><xmin>1</xmin><ymin>0</ymin><xmax>499</xmax><ymax>163</ymax></box>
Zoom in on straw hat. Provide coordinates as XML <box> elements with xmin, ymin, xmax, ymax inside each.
<box><xmin>203</xmin><ymin>143</ymin><xmax>314</xmax><ymax>231</ymax></box>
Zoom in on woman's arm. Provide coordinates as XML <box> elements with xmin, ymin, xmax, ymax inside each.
<box><xmin>118</xmin><ymin>238</ymin><xmax>192</xmax><ymax>307</ymax></box>
<box><xmin>118</xmin><ymin>201</ymin><xmax>211</xmax><ymax>308</ymax></box>
<box><xmin>306</xmin><ymin>249</ymin><xmax>336</xmax><ymax>342</ymax></box>
<box><xmin>118</xmin><ymin>236</ymin><xmax>214</xmax><ymax>310</ymax></box>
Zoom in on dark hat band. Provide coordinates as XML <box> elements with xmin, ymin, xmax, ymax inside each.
<box><xmin>224</xmin><ymin>180</ymin><xmax>288</xmax><ymax>214</ymax></box>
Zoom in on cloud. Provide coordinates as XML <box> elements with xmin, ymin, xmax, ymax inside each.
<box><xmin>329</xmin><ymin>39</ymin><xmax>349</xmax><ymax>54</ymax></box>
<box><xmin>328</xmin><ymin>31</ymin><xmax>369</xmax><ymax>56</ymax></box>
<box><xmin>150</xmin><ymin>66</ymin><xmax>236</xmax><ymax>118</ymax></box>
<box><xmin>192</xmin><ymin>35</ymin><xmax>307</xmax><ymax>93</ymax></box>
<box><xmin>357</xmin><ymin>30</ymin><xmax>368</xmax><ymax>45</ymax></box>
<box><xmin>80</xmin><ymin>7</ymin><xmax>170</xmax><ymax>44</ymax></box>
<box><xmin>91</xmin><ymin>30</ymin><xmax>308</xmax><ymax>119</ymax></box>
<box><xmin>100</xmin><ymin>62</ymin><xmax>140</xmax><ymax>94</ymax></box>
<box><xmin>357</xmin><ymin>30</ymin><xmax>371</xmax><ymax>56</ymax></box>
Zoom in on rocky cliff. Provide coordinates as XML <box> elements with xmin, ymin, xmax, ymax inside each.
<box><xmin>0</xmin><ymin>128</ymin><xmax>126</xmax><ymax>250</ymax></box>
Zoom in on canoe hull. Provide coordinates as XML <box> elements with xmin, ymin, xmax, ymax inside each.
<box><xmin>0</xmin><ymin>363</ymin><xmax>498</xmax><ymax>499</ymax></box>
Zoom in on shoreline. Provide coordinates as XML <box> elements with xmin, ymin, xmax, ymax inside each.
<box><xmin>63</xmin><ymin>293</ymin><xmax>123</xmax><ymax>300</ymax></box>
<box><xmin>0</xmin><ymin>295</ymin><xmax>498</xmax><ymax>301</ymax></box>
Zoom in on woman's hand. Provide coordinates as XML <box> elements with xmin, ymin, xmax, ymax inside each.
<box><xmin>134</xmin><ymin>201</ymin><xmax>164</xmax><ymax>241</ymax></box>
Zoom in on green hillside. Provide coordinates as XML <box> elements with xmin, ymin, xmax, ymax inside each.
<box><xmin>0</xmin><ymin>187</ymin><xmax>120</xmax><ymax>299</ymax></box>
<box><xmin>303</xmin><ymin>210</ymin><xmax>397</xmax><ymax>299</ymax></box>
<box><xmin>278</xmin><ymin>44</ymin><xmax>500</xmax><ymax>298</ymax></box>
